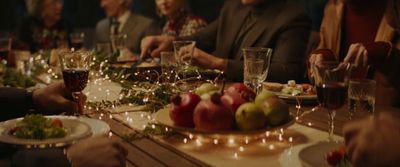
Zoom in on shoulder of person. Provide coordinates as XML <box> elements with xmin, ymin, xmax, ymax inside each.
<box><xmin>129</xmin><ymin>13</ymin><xmax>156</xmax><ymax>25</ymax></box>
<box><xmin>274</xmin><ymin>0</ymin><xmax>312</xmax><ymax>24</ymax></box>
<box><xmin>95</xmin><ymin>18</ymin><xmax>110</xmax><ymax>29</ymax></box>
<box><xmin>187</xmin><ymin>15</ymin><xmax>207</xmax><ymax>26</ymax></box>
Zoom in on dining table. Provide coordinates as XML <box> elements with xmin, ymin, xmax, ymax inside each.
<box><xmin>81</xmin><ymin>90</ymin><xmax>359</xmax><ymax>167</ymax></box>
<box><xmin>0</xmin><ymin>60</ymin><xmax>392</xmax><ymax>167</ymax></box>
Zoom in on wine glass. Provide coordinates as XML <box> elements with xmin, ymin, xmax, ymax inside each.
<box><xmin>243</xmin><ymin>47</ymin><xmax>272</xmax><ymax>94</ymax></box>
<box><xmin>59</xmin><ymin>50</ymin><xmax>91</xmax><ymax>115</ymax></box>
<box><xmin>313</xmin><ymin>61</ymin><xmax>350</xmax><ymax>140</ymax></box>
<box><xmin>69</xmin><ymin>32</ymin><xmax>85</xmax><ymax>50</ymax></box>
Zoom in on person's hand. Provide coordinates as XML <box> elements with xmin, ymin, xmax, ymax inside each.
<box><xmin>189</xmin><ymin>47</ymin><xmax>227</xmax><ymax>71</ymax></box>
<box><xmin>117</xmin><ymin>48</ymin><xmax>139</xmax><ymax>62</ymax></box>
<box><xmin>140</xmin><ymin>35</ymin><xmax>175</xmax><ymax>58</ymax></box>
<box><xmin>32</xmin><ymin>81</ymin><xmax>83</xmax><ymax>115</ymax></box>
<box><xmin>308</xmin><ymin>49</ymin><xmax>336</xmax><ymax>67</ymax></box>
<box><xmin>343</xmin><ymin>112</ymin><xmax>400</xmax><ymax>167</ymax></box>
<box><xmin>344</xmin><ymin>43</ymin><xmax>369</xmax><ymax>67</ymax></box>
<box><xmin>66</xmin><ymin>136</ymin><xmax>128</xmax><ymax>167</ymax></box>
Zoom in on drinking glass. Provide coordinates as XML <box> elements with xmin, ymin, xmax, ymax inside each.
<box><xmin>0</xmin><ymin>33</ymin><xmax>12</xmax><ymax>65</ymax></box>
<box><xmin>96</xmin><ymin>42</ymin><xmax>112</xmax><ymax>55</ymax></box>
<box><xmin>173</xmin><ymin>40</ymin><xmax>195</xmax><ymax>70</ymax></box>
<box><xmin>59</xmin><ymin>50</ymin><xmax>91</xmax><ymax>115</ymax></box>
<box><xmin>69</xmin><ymin>32</ymin><xmax>85</xmax><ymax>50</ymax></box>
<box><xmin>110</xmin><ymin>34</ymin><xmax>127</xmax><ymax>52</ymax></box>
<box><xmin>313</xmin><ymin>61</ymin><xmax>350</xmax><ymax>139</ymax></box>
<box><xmin>160</xmin><ymin>51</ymin><xmax>176</xmax><ymax>83</ymax></box>
<box><xmin>348</xmin><ymin>79</ymin><xmax>376</xmax><ymax>120</ymax></box>
<box><xmin>243</xmin><ymin>47</ymin><xmax>272</xmax><ymax>94</ymax></box>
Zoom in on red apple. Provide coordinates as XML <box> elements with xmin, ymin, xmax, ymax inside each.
<box><xmin>169</xmin><ymin>92</ymin><xmax>201</xmax><ymax>127</ymax></box>
<box><xmin>193</xmin><ymin>93</ymin><xmax>234</xmax><ymax>131</ymax></box>
<box><xmin>221</xmin><ymin>83</ymin><xmax>256</xmax><ymax>112</ymax></box>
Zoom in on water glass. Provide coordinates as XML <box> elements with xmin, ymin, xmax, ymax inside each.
<box><xmin>243</xmin><ymin>47</ymin><xmax>272</xmax><ymax>93</ymax></box>
<box><xmin>96</xmin><ymin>42</ymin><xmax>112</xmax><ymax>55</ymax></box>
<box><xmin>348</xmin><ymin>79</ymin><xmax>376</xmax><ymax>120</ymax></box>
<box><xmin>160</xmin><ymin>51</ymin><xmax>176</xmax><ymax>83</ymax></box>
<box><xmin>173</xmin><ymin>40</ymin><xmax>195</xmax><ymax>70</ymax></box>
<box><xmin>14</xmin><ymin>51</ymin><xmax>32</xmax><ymax>75</ymax></box>
<box><xmin>110</xmin><ymin>34</ymin><xmax>127</xmax><ymax>52</ymax></box>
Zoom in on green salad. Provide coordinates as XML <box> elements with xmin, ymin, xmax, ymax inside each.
<box><xmin>10</xmin><ymin>114</ymin><xmax>67</xmax><ymax>140</ymax></box>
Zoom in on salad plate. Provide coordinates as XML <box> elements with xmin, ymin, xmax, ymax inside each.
<box><xmin>152</xmin><ymin>108</ymin><xmax>295</xmax><ymax>135</ymax></box>
<box><xmin>263</xmin><ymin>82</ymin><xmax>317</xmax><ymax>102</ymax></box>
<box><xmin>0</xmin><ymin>116</ymin><xmax>92</xmax><ymax>148</ymax></box>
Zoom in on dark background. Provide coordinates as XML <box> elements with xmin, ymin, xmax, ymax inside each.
<box><xmin>0</xmin><ymin>0</ymin><xmax>226</xmax><ymax>32</ymax></box>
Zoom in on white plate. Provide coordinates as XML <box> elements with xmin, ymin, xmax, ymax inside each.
<box><xmin>152</xmin><ymin>108</ymin><xmax>294</xmax><ymax>135</ymax></box>
<box><xmin>274</xmin><ymin>91</ymin><xmax>317</xmax><ymax>101</ymax></box>
<box><xmin>0</xmin><ymin>116</ymin><xmax>92</xmax><ymax>148</ymax></box>
<box><xmin>298</xmin><ymin>141</ymin><xmax>343</xmax><ymax>167</ymax></box>
<box><xmin>48</xmin><ymin>116</ymin><xmax>110</xmax><ymax>137</ymax></box>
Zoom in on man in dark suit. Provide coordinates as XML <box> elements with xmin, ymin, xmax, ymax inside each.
<box><xmin>96</xmin><ymin>0</ymin><xmax>159</xmax><ymax>54</ymax></box>
<box><xmin>141</xmin><ymin>0</ymin><xmax>311</xmax><ymax>83</ymax></box>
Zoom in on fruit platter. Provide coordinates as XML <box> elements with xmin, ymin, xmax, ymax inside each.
<box><xmin>153</xmin><ymin>83</ymin><xmax>295</xmax><ymax>135</ymax></box>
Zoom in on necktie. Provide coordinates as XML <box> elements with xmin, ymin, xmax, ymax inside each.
<box><xmin>110</xmin><ymin>17</ymin><xmax>120</xmax><ymax>35</ymax></box>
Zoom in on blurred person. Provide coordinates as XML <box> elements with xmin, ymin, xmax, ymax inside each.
<box><xmin>156</xmin><ymin>0</ymin><xmax>207</xmax><ymax>37</ymax></box>
<box><xmin>141</xmin><ymin>0</ymin><xmax>311</xmax><ymax>83</ymax></box>
<box><xmin>16</xmin><ymin>0</ymin><xmax>72</xmax><ymax>52</ymax></box>
<box><xmin>96</xmin><ymin>0</ymin><xmax>159</xmax><ymax>54</ymax></box>
<box><xmin>0</xmin><ymin>81</ymin><xmax>128</xmax><ymax>167</ymax></box>
<box><xmin>11</xmin><ymin>136</ymin><xmax>128</xmax><ymax>167</ymax></box>
<box><xmin>308</xmin><ymin>0</ymin><xmax>400</xmax><ymax>108</ymax></box>
<box><xmin>343</xmin><ymin>111</ymin><xmax>400</xmax><ymax>167</ymax></box>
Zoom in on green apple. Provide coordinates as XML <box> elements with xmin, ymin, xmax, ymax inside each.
<box><xmin>255</xmin><ymin>90</ymin><xmax>277</xmax><ymax>105</ymax></box>
<box><xmin>257</xmin><ymin>97</ymin><xmax>289</xmax><ymax>126</ymax></box>
<box><xmin>195</xmin><ymin>83</ymin><xmax>220</xmax><ymax>96</ymax></box>
<box><xmin>235</xmin><ymin>102</ymin><xmax>266</xmax><ymax>130</ymax></box>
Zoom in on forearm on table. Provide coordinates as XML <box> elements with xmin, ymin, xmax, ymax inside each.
<box><xmin>0</xmin><ymin>88</ymin><xmax>33</xmax><ymax>121</ymax></box>
<box><xmin>11</xmin><ymin>148</ymin><xmax>70</xmax><ymax>167</ymax></box>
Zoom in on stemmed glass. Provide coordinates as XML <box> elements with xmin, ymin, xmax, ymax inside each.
<box><xmin>173</xmin><ymin>41</ymin><xmax>198</xmax><ymax>91</ymax></box>
<box><xmin>59</xmin><ymin>50</ymin><xmax>91</xmax><ymax>115</ymax></box>
<box><xmin>69</xmin><ymin>32</ymin><xmax>85</xmax><ymax>50</ymax></box>
<box><xmin>313</xmin><ymin>61</ymin><xmax>350</xmax><ymax>140</ymax></box>
<box><xmin>243</xmin><ymin>47</ymin><xmax>272</xmax><ymax>94</ymax></box>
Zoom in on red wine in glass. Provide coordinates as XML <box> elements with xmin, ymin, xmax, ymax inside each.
<box><xmin>70</xmin><ymin>40</ymin><xmax>84</xmax><ymax>50</ymax></box>
<box><xmin>62</xmin><ymin>69</ymin><xmax>89</xmax><ymax>92</ymax></box>
<box><xmin>316</xmin><ymin>82</ymin><xmax>348</xmax><ymax>110</ymax></box>
<box><xmin>0</xmin><ymin>49</ymin><xmax>9</xmax><ymax>61</ymax></box>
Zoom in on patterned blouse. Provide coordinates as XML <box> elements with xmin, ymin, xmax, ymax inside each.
<box><xmin>162</xmin><ymin>12</ymin><xmax>207</xmax><ymax>37</ymax></box>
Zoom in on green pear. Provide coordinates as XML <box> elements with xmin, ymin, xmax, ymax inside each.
<box><xmin>257</xmin><ymin>97</ymin><xmax>289</xmax><ymax>126</ymax></box>
<box><xmin>255</xmin><ymin>90</ymin><xmax>278</xmax><ymax>105</ymax></box>
<box><xmin>200</xmin><ymin>90</ymin><xmax>220</xmax><ymax>100</ymax></box>
<box><xmin>235</xmin><ymin>102</ymin><xmax>266</xmax><ymax>130</ymax></box>
<box><xmin>195</xmin><ymin>83</ymin><xmax>220</xmax><ymax>96</ymax></box>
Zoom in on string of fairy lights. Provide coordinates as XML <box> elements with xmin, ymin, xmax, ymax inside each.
<box><xmin>34</xmin><ymin>50</ymin><xmax>317</xmax><ymax>158</ymax></box>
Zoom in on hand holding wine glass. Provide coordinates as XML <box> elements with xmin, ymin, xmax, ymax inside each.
<box><xmin>59</xmin><ymin>50</ymin><xmax>91</xmax><ymax>115</ymax></box>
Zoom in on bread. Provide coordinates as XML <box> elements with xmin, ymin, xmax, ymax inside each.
<box><xmin>263</xmin><ymin>82</ymin><xmax>284</xmax><ymax>92</ymax></box>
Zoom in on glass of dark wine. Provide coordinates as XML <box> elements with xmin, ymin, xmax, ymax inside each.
<box><xmin>69</xmin><ymin>32</ymin><xmax>85</xmax><ymax>50</ymax></box>
<box><xmin>313</xmin><ymin>61</ymin><xmax>350</xmax><ymax>140</ymax></box>
<box><xmin>59</xmin><ymin>50</ymin><xmax>91</xmax><ymax>115</ymax></box>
